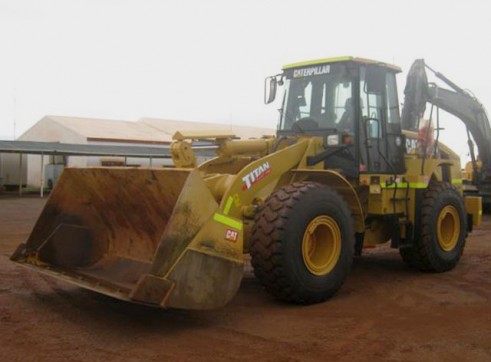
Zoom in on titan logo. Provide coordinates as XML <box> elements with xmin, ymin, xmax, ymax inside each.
<box><xmin>242</xmin><ymin>162</ymin><xmax>271</xmax><ymax>190</ymax></box>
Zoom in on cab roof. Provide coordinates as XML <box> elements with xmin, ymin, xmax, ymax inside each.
<box><xmin>282</xmin><ymin>56</ymin><xmax>401</xmax><ymax>73</ymax></box>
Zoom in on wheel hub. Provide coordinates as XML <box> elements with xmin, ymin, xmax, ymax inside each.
<box><xmin>437</xmin><ymin>205</ymin><xmax>460</xmax><ymax>252</ymax></box>
<box><xmin>302</xmin><ymin>215</ymin><xmax>341</xmax><ymax>275</ymax></box>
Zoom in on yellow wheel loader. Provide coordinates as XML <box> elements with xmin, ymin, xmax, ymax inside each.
<box><xmin>11</xmin><ymin>56</ymin><xmax>482</xmax><ymax>310</ymax></box>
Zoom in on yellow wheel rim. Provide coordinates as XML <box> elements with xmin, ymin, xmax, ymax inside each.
<box><xmin>437</xmin><ymin>205</ymin><xmax>460</xmax><ymax>252</ymax></box>
<box><xmin>302</xmin><ymin>215</ymin><xmax>342</xmax><ymax>276</ymax></box>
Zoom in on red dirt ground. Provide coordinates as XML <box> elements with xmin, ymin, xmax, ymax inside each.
<box><xmin>1</xmin><ymin>195</ymin><xmax>490</xmax><ymax>361</ymax></box>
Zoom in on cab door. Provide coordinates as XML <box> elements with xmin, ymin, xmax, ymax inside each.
<box><xmin>358</xmin><ymin>65</ymin><xmax>406</xmax><ymax>174</ymax></box>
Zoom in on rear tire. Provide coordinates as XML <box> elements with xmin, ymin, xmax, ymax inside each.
<box><xmin>400</xmin><ymin>181</ymin><xmax>467</xmax><ymax>272</ymax></box>
<box><xmin>250</xmin><ymin>182</ymin><xmax>354</xmax><ymax>304</ymax></box>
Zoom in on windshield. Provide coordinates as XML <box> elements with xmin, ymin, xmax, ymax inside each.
<box><xmin>280</xmin><ymin>63</ymin><xmax>354</xmax><ymax>132</ymax></box>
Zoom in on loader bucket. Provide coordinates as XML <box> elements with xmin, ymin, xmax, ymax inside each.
<box><xmin>11</xmin><ymin>167</ymin><xmax>244</xmax><ymax>310</ymax></box>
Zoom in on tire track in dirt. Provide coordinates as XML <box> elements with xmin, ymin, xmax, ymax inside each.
<box><xmin>1</xmin><ymin>197</ymin><xmax>491</xmax><ymax>361</ymax></box>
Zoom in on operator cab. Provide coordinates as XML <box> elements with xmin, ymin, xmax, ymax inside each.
<box><xmin>266</xmin><ymin>57</ymin><xmax>406</xmax><ymax>177</ymax></box>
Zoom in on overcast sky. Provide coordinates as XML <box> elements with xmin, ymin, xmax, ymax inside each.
<box><xmin>1</xmin><ymin>0</ymin><xmax>490</xmax><ymax>159</ymax></box>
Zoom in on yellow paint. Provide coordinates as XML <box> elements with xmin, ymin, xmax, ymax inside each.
<box><xmin>381</xmin><ymin>182</ymin><xmax>428</xmax><ymax>189</ymax></box>
<box><xmin>223</xmin><ymin>196</ymin><xmax>234</xmax><ymax>215</ymax></box>
<box><xmin>465</xmin><ymin>196</ymin><xmax>482</xmax><ymax>226</ymax></box>
<box><xmin>283</xmin><ymin>56</ymin><xmax>353</xmax><ymax>69</ymax></box>
<box><xmin>437</xmin><ymin>205</ymin><xmax>460</xmax><ymax>252</ymax></box>
<box><xmin>301</xmin><ymin>215</ymin><xmax>341</xmax><ymax>276</ymax></box>
<box><xmin>282</xmin><ymin>56</ymin><xmax>401</xmax><ymax>72</ymax></box>
<box><xmin>232</xmin><ymin>193</ymin><xmax>242</xmax><ymax>208</ymax></box>
<box><xmin>213</xmin><ymin>213</ymin><xmax>243</xmax><ymax>230</ymax></box>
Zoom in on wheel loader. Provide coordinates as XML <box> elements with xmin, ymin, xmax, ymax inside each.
<box><xmin>11</xmin><ymin>56</ymin><xmax>482</xmax><ymax>310</ymax></box>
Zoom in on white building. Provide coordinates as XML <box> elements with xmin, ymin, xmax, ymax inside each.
<box><xmin>0</xmin><ymin>153</ymin><xmax>27</xmax><ymax>188</ymax></box>
<box><xmin>15</xmin><ymin>115</ymin><xmax>274</xmax><ymax>188</ymax></box>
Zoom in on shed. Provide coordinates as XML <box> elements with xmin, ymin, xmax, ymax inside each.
<box><xmin>17</xmin><ymin>116</ymin><xmax>171</xmax><ymax>187</ymax></box>
<box><xmin>10</xmin><ymin>115</ymin><xmax>275</xmax><ymax>188</ymax></box>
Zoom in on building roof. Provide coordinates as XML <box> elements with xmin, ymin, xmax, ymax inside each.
<box><xmin>19</xmin><ymin>116</ymin><xmax>275</xmax><ymax>145</ymax></box>
<box><xmin>43</xmin><ymin>115</ymin><xmax>170</xmax><ymax>144</ymax></box>
<box><xmin>139</xmin><ymin>118</ymin><xmax>275</xmax><ymax>140</ymax></box>
<box><xmin>0</xmin><ymin>140</ymin><xmax>170</xmax><ymax>158</ymax></box>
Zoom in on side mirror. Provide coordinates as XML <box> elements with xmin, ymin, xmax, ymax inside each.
<box><xmin>264</xmin><ymin>76</ymin><xmax>277</xmax><ymax>104</ymax></box>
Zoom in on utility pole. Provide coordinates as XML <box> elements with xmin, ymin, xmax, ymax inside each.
<box><xmin>13</xmin><ymin>87</ymin><xmax>17</xmax><ymax>140</ymax></box>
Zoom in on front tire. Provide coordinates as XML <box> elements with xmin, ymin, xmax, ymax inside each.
<box><xmin>250</xmin><ymin>182</ymin><xmax>354</xmax><ymax>304</ymax></box>
<box><xmin>400</xmin><ymin>181</ymin><xmax>467</xmax><ymax>272</ymax></box>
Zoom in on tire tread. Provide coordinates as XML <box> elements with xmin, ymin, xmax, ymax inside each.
<box><xmin>250</xmin><ymin>181</ymin><xmax>353</xmax><ymax>304</ymax></box>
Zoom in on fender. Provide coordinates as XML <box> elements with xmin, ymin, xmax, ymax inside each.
<box><xmin>290</xmin><ymin>169</ymin><xmax>365</xmax><ymax>233</ymax></box>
